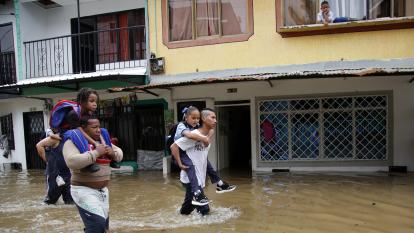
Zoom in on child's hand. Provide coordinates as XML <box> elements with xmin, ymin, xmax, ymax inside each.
<box><xmin>104</xmin><ymin>146</ymin><xmax>115</xmax><ymax>159</ymax></box>
<box><xmin>50</xmin><ymin>133</ymin><xmax>62</xmax><ymax>141</ymax></box>
<box><xmin>201</xmin><ymin>136</ymin><xmax>210</xmax><ymax>147</ymax></box>
<box><xmin>179</xmin><ymin>163</ymin><xmax>189</xmax><ymax>170</ymax></box>
<box><xmin>95</xmin><ymin>144</ymin><xmax>107</xmax><ymax>156</ymax></box>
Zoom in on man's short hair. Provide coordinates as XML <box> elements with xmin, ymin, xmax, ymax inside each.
<box><xmin>79</xmin><ymin>114</ymin><xmax>99</xmax><ymax>128</ymax></box>
<box><xmin>200</xmin><ymin>108</ymin><xmax>215</xmax><ymax>120</ymax></box>
<box><xmin>321</xmin><ymin>1</ymin><xmax>329</xmax><ymax>6</ymax></box>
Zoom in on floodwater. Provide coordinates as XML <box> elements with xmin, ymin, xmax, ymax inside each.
<box><xmin>0</xmin><ymin>169</ymin><xmax>413</xmax><ymax>233</ymax></box>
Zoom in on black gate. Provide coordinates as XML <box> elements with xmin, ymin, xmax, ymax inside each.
<box><xmin>23</xmin><ymin>111</ymin><xmax>46</xmax><ymax>169</ymax></box>
<box><xmin>99</xmin><ymin>104</ymin><xmax>165</xmax><ymax>161</ymax></box>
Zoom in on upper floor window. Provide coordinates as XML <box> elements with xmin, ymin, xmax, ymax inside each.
<box><xmin>0</xmin><ymin>23</ymin><xmax>16</xmax><ymax>85</ymax></box>
<box><xmin>70</xmin><ymin>9</ymin><xmax>146</xmax><ymax>73</ymax></box>
<box><xmin>162</xmin><ymin>0</ymin><xmax>254</xmax><ymax>48</ymax></box>
<box><xmin>276</xmin><ymin>0</ymin><xmax>414</xmax><ymax>37</ymax></box>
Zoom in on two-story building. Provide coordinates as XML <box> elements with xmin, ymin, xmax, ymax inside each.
<box><xmin>111</xmin><ymin>0</ymin><xmax>414</xmax><ymax>172</ymax></box>
<box><xmin>1</xmin><ymin>0</ymin><xmax>414</xmax><ymax>173</ymax></box>
<box><xmin>0</xmin><ymin>0</ymin><xmax>167</xmax><ymax>170</ymax></box>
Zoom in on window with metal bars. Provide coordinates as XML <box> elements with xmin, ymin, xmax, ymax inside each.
<box><xmin>0</xmin><ymin>113</ymin><xmax>15</xmax><ymax>150</ymax></box>
<box><xmin>258</xmin><ymin>94</ymin><xmax>389</xmax><ymax>162</ymax></box>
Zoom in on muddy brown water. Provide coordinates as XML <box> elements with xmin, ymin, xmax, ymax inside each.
<box><xmin>0</xmin><ymin>169</ymin><xmax>413</xmax><ymax>233</ymax></box>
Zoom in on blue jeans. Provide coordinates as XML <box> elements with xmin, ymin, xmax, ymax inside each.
<box><xmin>180</xmin><ymin>149</ymin><xmax>221</xmax><ymax>193</ymax></box>
<box><xmin>180</xmin><ymin>183</ymin><xmax>210</xmax><ymax>216</ymax></box>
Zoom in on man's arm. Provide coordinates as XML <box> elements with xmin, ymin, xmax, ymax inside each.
<box><xmin>182</xmin><ymin>130</ymin><xmax>210</xmax><ymax>146</ymax></box>
<box><xmin>36</xmin><ymin>137</ymin><xmax>59</xmax><ymax>163</ymax></box>
<box><xmin>62</xmin><ymin>140</ymin><xmax>105</xmax><ymax>170</ymax></box>
<box><xmin>170</xmin><ymin>143</ymin><xmax>188</xmax><ymax>170</ymax></box>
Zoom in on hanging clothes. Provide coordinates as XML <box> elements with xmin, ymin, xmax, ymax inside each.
<box><xmin>261</xmin><ymin>120</ymin><xmax>275</xmax><ymax>142</ymax></box>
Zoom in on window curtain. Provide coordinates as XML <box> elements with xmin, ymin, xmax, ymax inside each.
<box><xmin>97</xmin><ymin>15</ymin><xmax>118</xmax><ymax>63</ymax></box>
<box><xmin>221</xmin><ymin>0</ymin><xmax>245</xmax><ymax>35</ymax></box>
<box><xmin>404</xmin><ymin>0</ymin><xmax>414</xmax><ymax>16</ymax></box>
<box><xmin>368</xmin><ymin>0</ymin><xmax>391</xmax><ymax>19</ymax></box>
<box><xmin>119</xmin><ymin>13</ymin><xmax>129</xmax><ymax>61</ymax></box>
<box><xmin>284</xmin><ymin>0</ymin><xmax>318</xmax><ymax>26</ymax></box>
<box><xmin>196</xmin><ymin>0</ymin><xmax>219</xmax><ymax>37</ymax></box>
<box><xmin>169</xmin><ymin>0</ymin><xmax>193</xmax><ymax>41</ymax></box>
<box><xmin>329</xmin><ymin>0</ymin><xmax>367</xmax><ymax>20</ymax></box>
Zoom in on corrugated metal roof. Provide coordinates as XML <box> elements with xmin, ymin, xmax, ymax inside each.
<box><xmin>108</xmin><ymin>59</ymin><xmax>414</xmax><ymax>92</ymax></box>
<box><xmin>0</xmin><ymin>67</ymin><xmax>147</xmax><ymax>90</ymax></box>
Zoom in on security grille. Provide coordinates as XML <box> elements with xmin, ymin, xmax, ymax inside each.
<box><xmin>258</xmin><ymin>94</ymin><xmax>388</xmax><ymax>162</ymax></box>
<box><xmin>0</xmin><ymin>114</ymin><xmax>15</xmax><ymax>150</ymax></box>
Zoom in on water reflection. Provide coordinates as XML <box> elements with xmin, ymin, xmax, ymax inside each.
<box><xmin>0</xmin><ymin>169</ymin><xmax>413</xmax><ymax>233</ymax></box>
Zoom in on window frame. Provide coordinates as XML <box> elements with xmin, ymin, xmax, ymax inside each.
<box><xmin>0</xmin><ymin>113</ymin><xmax>15</xmax><ymax>150</ymax></box>
<box><xmin>162</xmin><ymin>0</ymin><xmax>254</xmax><ymax>49</ymax></box>
<box><xmin>275</xmin><ymin>0</ymin><xmax>414</xmax><ymax>38</ymax></box>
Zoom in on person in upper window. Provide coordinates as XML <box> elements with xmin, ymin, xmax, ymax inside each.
<box><xmin>317</xmin><ymin>1</ymin><xmax>334</xmax><ymax>25</ymax></box>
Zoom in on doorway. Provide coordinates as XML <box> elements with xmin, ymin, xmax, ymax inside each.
<box><xmin>23</xmin><ymin>111</ymin><xmax>45</xmax><ymax>169</ymax></box>
<box><xmin>217</xmin><ymin>104</ymin><xmax>251</xmax><ymax>171</ymax></box>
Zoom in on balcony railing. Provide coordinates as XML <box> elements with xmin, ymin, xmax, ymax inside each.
<box><xmin>0</xmin><ymin>52</ymin><xmax>16</xmax><ymax>85</ymax></box>
<box><xmin>24</xmin><ymin>25</ymin><xmax>146</xmax><ymax>79</ymax></box>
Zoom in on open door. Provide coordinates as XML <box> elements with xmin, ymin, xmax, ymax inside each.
<box><xmin>216</xmin><ymin>104</ymin><xmax>251</xmax><ymax>171</ymax></box>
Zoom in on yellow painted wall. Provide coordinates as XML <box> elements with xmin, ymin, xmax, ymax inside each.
<box><xmin>149</xmin><ymin>0</ymin><xmax>414</xmax><ymax>75</ymax></box>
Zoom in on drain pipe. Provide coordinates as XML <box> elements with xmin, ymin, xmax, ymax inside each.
<box><xmin>13</xmin><ymin>0</ymin><xmax>23</xmax><ymax>81</ymax></box>
<box><xmin>145</xmin><ymin>0</ymin><xmax>150</xmax><ymax>85</ymax></box>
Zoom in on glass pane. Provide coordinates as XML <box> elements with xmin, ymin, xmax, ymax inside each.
<box><xmin>196</xmin><ymin>0</ymin><xmax>219</xmax><ymax>37</ymax></box>
<box><xmin>169</xmin><ymin>0</ymin><xmax>193</xmax><ymax>41</ymax></box>
<box><xmin>395</xmin><ymin>0</ymin><xmax>414</xmax><ymax>17</ymax></box>
<box><xmin>0</xmin><ymin>24</ymin><xmax>14</xmax><ymax>53</ymax></box>
<box><xmin>291</xmin><ymin>113</ymin><xmax>320</xmax><ymax>159</ymax></box>
<box><xmin>369</xmin><ymin>0</ymin><xmax>391</xmax><ymax>19</ymax></box>
<box><xmin>284</xmin><ymin>0</ymin><xmax>318</xmax><ymax>26</ymax></box>
<box><xmin>355</xmin><ymin>96</ymin><xmax>387</xmax><ymax>108</ymax></box>
<box><xmin>322</xmin><ymin>97</ymin><xmax>352</xmax><ymax>109</ymax></box>
<box><xmin>290</xmin><ymin>99</ymin><xmax>319</xmax><ymax>111</ymax></box>
<box><xmin>355</xmin><ymin>109</ymin><xmax>387</xmax><ymax>160</ymax></box>
<box><xmin>97</xmin><ymin>15</ymin><xmax>118</xmax><ymax>63</ymax></box>
<box><xmin>323</xmin><ymin>111</ymin><xmax>353</xmax><ymax>159</ymax></box>
<box><xmin>221</xmin><ymin>0</ymin><xmax>247</xmax><ymax>35</ymax></box>
<box><xmin>128</xmin><ymin>10</ymin><xmax>145</xmax><ymax>60</ymax></box>
<box><xmin>259</xmin><ymin>100</ymin><xmax>288</xmax><ymax>112</ymax></box>
<box><xmin>260</xmin><ymin>114</ymin><xmax>289</xmax><ymax>161</ymax></box>
<box><xmin>329</xmin><ymin>0</ymin><xmax>367</xmax><ymax>21</ymax></box>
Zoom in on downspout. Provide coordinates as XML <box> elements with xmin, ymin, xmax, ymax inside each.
<box><xmin>13</xmin><ymin>0</ymin><xmax>23</xmax><ymax>81</ymax></box>
<box><xmin>77</xmin><ymin>0</ymin><xmax>82</xmax><ymax>73</ymax></box>
<box><xmin>145</xmin><ymin>0</ymin><xmax>150</xmax><ymax>84</ymax></box>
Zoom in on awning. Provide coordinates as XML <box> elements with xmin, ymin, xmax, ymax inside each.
<box><xmin>0</xmin><ymin>67</ymin><xmax>147</xmax><ymax>91</ymax></box>
<box><xmin>108</xmin><ymin>58</ymin><xmax>414</xmax><ymax>92</ymax></box>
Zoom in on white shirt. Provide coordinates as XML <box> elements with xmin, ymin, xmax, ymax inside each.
<box><xmin>175</xmin><ymin>129</ymin><xmax>210</xmax><ymax>188</ymax></box>
<box><xmin>317</xmin><ymin>10</ymin><xmax>334</xmax><ymax>23</ymax></box>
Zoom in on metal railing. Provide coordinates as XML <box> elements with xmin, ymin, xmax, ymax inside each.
<box><xmin>0</xmin><ymin>52</ymin><xmax>16</xmax><ymax>85</ymax></box>
<box><xmin>24</xmin><ymin>25</ymin><xmax>146</xmax><ymax>79</ymax></box>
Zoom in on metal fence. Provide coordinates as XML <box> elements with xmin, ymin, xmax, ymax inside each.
<box><xmin>24</xmin><ymin>25</ymin><xmax>146</xmax><ymax>78</ymax></box>
<box><xmin>258</xmin><ymin>94</ymin><xmax>389</xmax><ymax>162</ymax></box>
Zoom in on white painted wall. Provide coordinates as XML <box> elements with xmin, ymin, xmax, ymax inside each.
<box><xmin>19</xmin><ymin>0</ymin><xmax>146</xmax><ymax>79</ymax></box>
<box><xmin>0</xmin><ymin>97</ymin><xmax>45</xmax><ymax>170</ymax></box>
<box><xmin>20</xmin><ymin>0</ymin><xmax>145</xmax><ymax>42</ymax></box>
<box><xmin>165</xmin><ymin>75</ymin><xmax>414</xmax><ymax>171</ymax></box>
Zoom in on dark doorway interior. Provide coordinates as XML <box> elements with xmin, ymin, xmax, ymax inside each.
<box><xmin>218</xmin><ymin>105</ymin><xmax>251</xmax><ymax>171</ymax></box>
<box><xmin>23</xmin><ymin>111</ymin><xmax>45</xmax><ymax>169</ymax></box>
<box><xmin>99</xmin><ymin>103</ymin><xmax>165</xmax><ymax>161</ymax></box>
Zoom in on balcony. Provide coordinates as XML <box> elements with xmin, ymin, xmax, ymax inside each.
<box><xmin>23</xmin><ymin>25</ymin><xmax>146</xmax><ymax>79</ymax></box>
<box><xmin>0</xmin><ymin>52</ymin><xmax>16</xmax><ymax>86</ymax></box>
